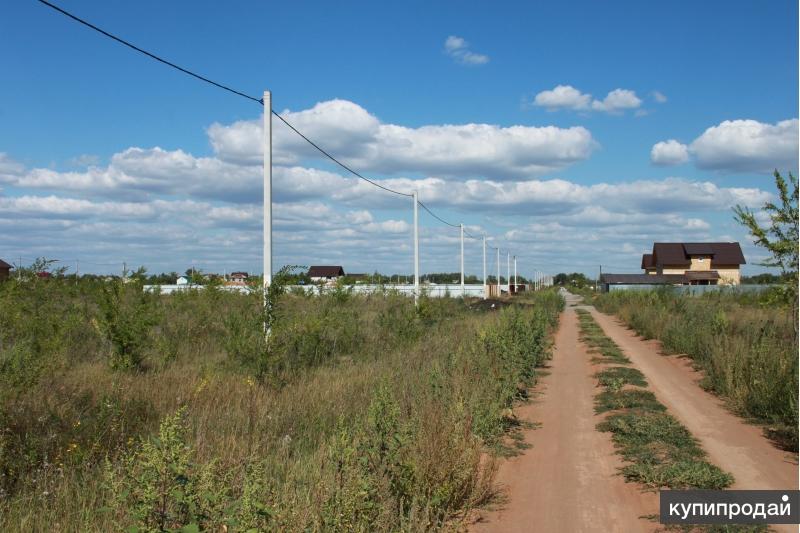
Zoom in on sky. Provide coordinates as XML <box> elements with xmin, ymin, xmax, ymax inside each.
<box><xmin>0</xmin><ymin>0</ymin><xmax>798</xmax><ymax>278</ymax></box>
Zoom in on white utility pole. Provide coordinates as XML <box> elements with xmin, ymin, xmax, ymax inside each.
<box><xmin>482</xmin><ymin>235</ymin><xmax>487</xmax><ymax>300</ymax></box>
<box><xmin>496</xmin><ymin>247</ymin><xmax>500</xmax><ymax>297</ymax></box>
<box><xmin>506</xmin><ymin>252</ymin><xmax>511</xmax><ymax>295</ymax></box>
<box><xmin>460</xmin><ymin>223</ymin><xmax>465</xmax><ymax>297</ymax></box>
<box><xmin>513</xmin><ymin>255</ymin><xmax>517</xmax><ymax>292</ymax></box>
<box><xmin>413</xmin><ymin>191</ymin><xmax>420</xmax><ymax>307</ymax></box>
<box><xmin>263</xmin><ymin>90</ymin><xmax>273</xmax><ymax>337</ymax></box>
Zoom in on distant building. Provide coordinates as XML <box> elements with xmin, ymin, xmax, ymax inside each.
<box><xmin>176</xmin><ymin>276</ymin><xmax>189</xmax><ymax>285</ymax></box>
<box><xmin>229</xmin><ymin>271</ymin><xmax>248</xmax><ymax>285</ymax></box>
<box><xmin>308</xmin><ymin>265</ymin><xmax>345</xmax><ymax>282</ymax></box>
<box><xmin>0</xmin><ymin>259</ymin><xmax>13</xmax><ymax>280</ymax></box>
<box><xmin>602</xmin><ymin>242</ymin><xmax>746</xmax><ymax>291</ymax></box>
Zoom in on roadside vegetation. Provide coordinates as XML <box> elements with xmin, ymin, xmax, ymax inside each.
<box><xmin>0</xmin><ymin>271</ymin><xmax>562</xmax><ymax>532</ymax></box>
<box><xmin>576</xmin><ymin>309</ymin><xmax>734</xmax><ymax>491</ymax></box>
<box><xmin>593</xmin><ymin>290</ymin><xmax>798</xmax><ymax>451</ymax></box>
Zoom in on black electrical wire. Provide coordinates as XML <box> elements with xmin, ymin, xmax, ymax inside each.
<box><xmin>35</xmin><ymin>0</ymin><xmax>412</xmax><ymax>198</ymax></box>
<box><xmin>35</xmin><ymin>0</ymin><xmax>517</xmax><ymax>253</ymax></box>
<box><xmin>417</xmin><ymin>200</ymin><xmax>460</xmax><ymax>228</ymax></box>
<box><xmin>271</xmin><ymin>112</ymin><xmax>411</xmax><ymax>197</ymax></box>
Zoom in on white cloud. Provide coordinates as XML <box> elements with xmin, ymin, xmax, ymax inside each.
<box><xmin>533</xmin><ymin>85</ymin><xmax>592</xmax><ymax>111</ymax></box>
<box><xmin>208</xmin><ymin>99</ymin><xmax>596</xmax><ymax>179</ymax></box>
<box><xmin>443</xmin><ymin>35</ymin><xmax>489</xmax><ymax>65</ymax></box>
<box><xmin>652</xmin><ymin>91</ymin><xmax>668</xmax><ymax>103</ymax></box>
<box><xmin>690</xmin><ymin>119</ymin><xmax>799</xmax><ymax>173</ymax></box>
<box><xmin>651</xmin><ymin>140</ymin><xmax>689</xmax><ymax>166</ymax></box>
<box><xmin>531</xmin><ymin>86</ymin><xmax>642</xmax><ymax>114</ymax></box>
<box><xmin>0</xmin><ymin>153</ymin><xmax>25</xmax><ymax>182</ymax></box>
<box><xmin>591</xmin><ymin>89</ymin><xmax>642</xmax><ymax>113</ymax></box>
<box><xmin>651</xmin><ymin>118</ymin><xmax>799</xmax><ymax>174</ymax></box>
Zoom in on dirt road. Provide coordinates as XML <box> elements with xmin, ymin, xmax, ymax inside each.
<box><xmin>472</xmin><ymin>292</ymin><xmax>798</xmax><ymax>532</ymax></box>
<box><xmin>588</xmin><ymin>306</ymin><xmax>798</xmax><ymax>492</ymax></box>
<box><xmin>472</xmin><ymin>293</ymin><xmax>657</xmax><ymax>532</ymax></box>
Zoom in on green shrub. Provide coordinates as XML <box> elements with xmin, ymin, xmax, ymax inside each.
<box><xmin>97</xmin><ymin>281</ymin><xmax>159</xmax><ymax>370</ymax></box>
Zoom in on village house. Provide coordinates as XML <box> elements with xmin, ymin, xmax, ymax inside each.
<box><xmin>602</xmin><ymin>242</ymin><xmax>746</xmax><ymax>291</ymax></box>
<box><xmin>308</xmin><ymin>265</ymin><xmax>345</xmax><ymax>283</ymax></box>
<box><xmin>227</xmin><ymin>271</ymin><xmax>248</xmax><ymax>285</ymax></box>
<box><xmin>0</xmin><ymin>259</ymin><xmax>13</xmax><ymax>280</ymax></box>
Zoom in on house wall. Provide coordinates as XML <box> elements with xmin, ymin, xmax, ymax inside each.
<box><xmin>0</xmin><ymin>267</ymin><xmax>8</xmax><ymax>280</ymax></box>
<box><xmin>660</xmin><ymin>266</ymin><xmax>688</xmax><ymax>275</ymax></box>
<box><xmin>714</xmin><ymin>265</ymin><xmax>741</xmax><ymax>285</ymax></box>
<box><xmin>689</xmin><ymin>256</ymin><xmax>712</xmax><ymax>271</ymax></box>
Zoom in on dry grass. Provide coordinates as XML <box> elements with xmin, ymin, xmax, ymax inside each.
<box><xmin>0</xmin><ymin>279</ymin><xmax>562</xmax><ymax>531</ymax></box>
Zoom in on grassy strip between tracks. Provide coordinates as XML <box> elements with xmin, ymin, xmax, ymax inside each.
<box><xmin>575</xmin><ymin>309</ymin><xmax>734</xmax><ymax>492</ymax></box>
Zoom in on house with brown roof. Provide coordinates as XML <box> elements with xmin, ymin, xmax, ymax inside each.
<box><xmin>0</xmin><ymin>259</ymin><xmax>13</xmax><ymax>281</ymax></box>
<box><xmin>308</xmin><ymin>265</ymin><xmax>345</xmax><ymax>283</ymax></box>
<box><xmin>647</xmin><ymin>242</ymin><xmax>746</xmax><ymax>285</ymax></box>
<box><xmin>601</xmin><ymin>242</ymin><xmax>746</xmax><ymax>291</ymax></box>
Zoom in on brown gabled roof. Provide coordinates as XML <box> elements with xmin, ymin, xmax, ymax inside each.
<box><xmin>702</xmin><ymin>242</ymin><xmax>746</xmax><ymax>265</ymax></box>
<box><xmin>308</xmin><ymin>265</ymin><xmax>345</xmax><ymax>277</ymax></box>
<box><xmin>0</xmin><ymin>259</ymin><xmax>12</xmax><ymax>269</ymax></box>
<box><xmin>641</xmin><ymin>254</ymin><xmax>655</xmax><ymax>269</ymax></box>
<box><xmin>651</xmin><ymin>242</ymin><xmax>746</xmax><ymax>267</ymax></box>
<box><xmin>652</xmin><ymin>243</ymin><xmax>690</xmax><ymax>266</ymax></box>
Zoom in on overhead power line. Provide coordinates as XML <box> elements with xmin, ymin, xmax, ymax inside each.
<box><xmin>271</xmin><ymin>113</ymin><xmax>410</xmax><ymax>197</ymax></box>
<box><xmin>417</xmin><ymin>200</ymin><xmax>460</xmax><ymax>228</ymax></box>
<box><xmin>35</xmin><ymin>0</ymin><xmax>412</xmax><ymax>199</ymax></box>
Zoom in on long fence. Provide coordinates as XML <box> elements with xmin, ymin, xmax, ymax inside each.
<box><xmin>606</xmin><ymin>284</ymin><xmax>776</xmax><ymax>295</ymax></box>
<box><xmin>144</xmin><ymin>283</ymin><xmax>493</xmax><ymax>298</ymax></box>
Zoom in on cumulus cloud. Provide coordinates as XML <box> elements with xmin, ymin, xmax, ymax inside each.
<box><xmin>531</xmin><ymin>85</ymin><xmax>642</xmax><ymax>114</ymax></box>
<box><xmin>652</xmin><ymin>91</ymin><xmax>668</xmax><ymax>103</ymax></box>
<box><xmin>651</xmin><ymin>140</ymin><xmax>689</xmax><ymax>166</ymax></box>
<box><xmin>533</xmin><ymin>85</ymin><xmax>592</xmax><ymax>111</ymax></box>
<box><xmin>2</xmin><ymin>99</ymin><xmax>775</xmax><ymax>276</ymax></box>
<box><xmin>208</xmin><ymin>99</ymin><xmax>596</xmax><ymax>179</ymax></box>
<box><xmin>690</xmin><ymin>119</ymin><xmax>799</xmax><ymax>173</ymax></box>
<box><xmin>650</xmin><ymin>118</ymin><xmax>799</xmax><ymax>174</ymax></box>
<box><xmin>444</xmin><ymin>35</ymin><xmax>489</xmax><ymax>65</ymax></box>
<box><xmin>590</xmin><ymin>89</ymin><xmax>642</xmax><ymax>113</ymax></box>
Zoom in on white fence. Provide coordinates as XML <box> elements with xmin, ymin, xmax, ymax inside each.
<box><xmin>143</xmin><ymin>283</ymin><xmax>489</xmax><ymax>298</ymax></box>
<box><xmin>287</xmin><ymin>283</ymin><xmax>488</xmax><ymax>298</ymax></box>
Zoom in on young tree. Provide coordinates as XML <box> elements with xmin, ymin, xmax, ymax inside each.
<box><xmin>733</xmin><ymin>170</ymin><xmax>798</xmax><ymax>318</ymax></box>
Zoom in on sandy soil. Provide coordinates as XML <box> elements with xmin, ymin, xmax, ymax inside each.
<box><xmin>471</xmin><ymin>293</ymin><xmax>799</xmax><ymax>533</ymax></box>
<box><xmin>471</xmin><ymin>293</ymin><xmax>657</xmax><ymax>532</ymax></box>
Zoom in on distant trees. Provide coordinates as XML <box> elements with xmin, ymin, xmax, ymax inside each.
<box><xmin>554</xmin><ymin>272</ymin><xmax>593</xmax><ymax>288</ymax></box>
<box><xmin>741</xmin><ymin>273</ymin><xmax>783</xmax><ymax>285</ymax></box>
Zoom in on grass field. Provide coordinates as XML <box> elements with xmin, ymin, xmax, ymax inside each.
<box><xmin>592</xmin><ymin>289</ymin><xmax>798</xmax><ymax>450</ymax></box>
<box><xmin>0</xmin><ymin>277</ymin><xmax>562</xmax><ymax>531</ymax></box>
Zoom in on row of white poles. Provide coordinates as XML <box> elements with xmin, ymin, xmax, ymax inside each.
<box><xmin>262</xmin><ymin>89</ymin><xmax>551</xmax><ymax>328</ymax></box>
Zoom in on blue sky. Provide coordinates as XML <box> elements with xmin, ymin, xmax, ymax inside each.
<box><xmin>0</xmin><ymin>0</ymin><xmax>797</xmax><ymax>278</ymax></box>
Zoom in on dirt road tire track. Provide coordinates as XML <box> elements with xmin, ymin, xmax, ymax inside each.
<box><xmin>588</xmin><ymin>305</ymin><xmax>798</xmax><ymax>495</ymax></box>
<box><xmin>471</xmin><ymin>294</ymin><xmax>657</xmax><ymax>532</ymax></box>
<box><xmin>472</xmin><ymin>293</ymin><xmax>798</xmax><ymax>532</ymax></box>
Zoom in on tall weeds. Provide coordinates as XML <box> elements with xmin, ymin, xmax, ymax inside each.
<box><xmin>0</xmin><ymin>278</ymin><xmax>562</xmax><ymax>531</ymax></box>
